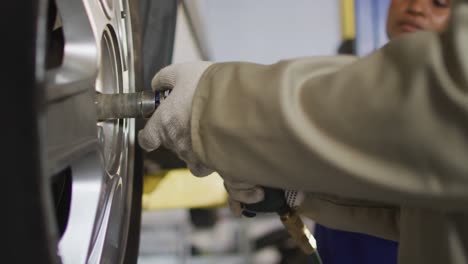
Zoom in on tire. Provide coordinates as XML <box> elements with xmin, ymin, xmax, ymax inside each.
<box><xmin>139</xmin><ymin>0</ymin><xmax>183</xmax><ymax>170</ymax></box>
<box><xmin>2</xmin><ymin>0</ymin><xmax>176</xmax><ymax>263</ymax></box>
<box><xmin>139</xmin><ymin>0</ymin><xmax>177</xmax><ymax>92</ymax></box>
<box><xmin>125</xmin><ymin>1</ymin><xmax>177</xmax><ymax>262</ymax></box>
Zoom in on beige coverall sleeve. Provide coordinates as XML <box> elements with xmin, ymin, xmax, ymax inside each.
<box><xmin>191</xmin><ymin>3</ymin><xmax>468</xmax><ymax>219</ymax></box>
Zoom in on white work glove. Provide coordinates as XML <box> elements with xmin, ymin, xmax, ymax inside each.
<box><xmin>138</xmin><ymin>62</ymin><xmax>213</xmax><ymax>176</ymax></box>
<box><xmin>224</xmin><ymin>179</ymin><xmax>266</xmax><ymax>216</ymax></box>
<box><xmin>228</xmin><ymin>186</ymin><xmax>305</xmax><ymax>216</ymax></box>
<box><xmin>137</xmin><ymin>62</ymin><xmax>302</xmax><ymax>215</ymax></box>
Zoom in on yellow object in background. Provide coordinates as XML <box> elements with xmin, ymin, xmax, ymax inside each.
<box><xmin>341</xmin><ymin>0</ymin><xmax>356</xmax><ymax>39</ymax></box>
<box><xmin>143</xmin><ymin>169</ymin><xmax>228</xmax><ymax>210</ymax></box>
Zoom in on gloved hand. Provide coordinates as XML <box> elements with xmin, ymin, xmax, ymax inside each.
<box><xmin>224</xmin><ymin>179</ymin><xmax>266</xmax><ymax>216</ymax></box>
<box><xmin>138</xmin><ymin>62</ymin><xmax>213</xmax><ymax>176</ymax></box>
<box><xmin>226</xmin><ymin>177</ymin><xmax>304</xmax><ymax>218</ymax></box>
<box><xmin>138</xmin><ymin>62</ymin><xmax>268</xmax><ymax>212</ymax></box>
<box><xmin>137</xmin><ymin>62</ymin><xmax>302</xmax><ymax>216</ymax></box>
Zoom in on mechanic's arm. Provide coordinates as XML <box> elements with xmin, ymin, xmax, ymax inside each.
<box><xmin>190</xmin><ymin>4</ymin><xmax>468</xmax><ymax>211</ymax></box>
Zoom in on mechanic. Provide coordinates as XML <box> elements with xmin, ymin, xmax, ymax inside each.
<box><xmin>314</xmin><ymin>1</ymin><xmax>452</xmax><ymax>263</ymax></box>
<box><xmin>139</xmin><ymin>0</ymin><xmax>468</xmax><ymax>263</ymax></box>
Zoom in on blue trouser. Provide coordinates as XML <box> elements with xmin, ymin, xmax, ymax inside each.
<box><xmin>312</xmin><ymin>224</ymin><xmax>398</xmax><ymax>264</ymax></box>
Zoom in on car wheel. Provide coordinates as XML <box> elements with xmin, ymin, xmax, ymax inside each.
<box><xmin>3</xmin><ymin>0</ymin><xmax>176</xmax><ymax>263</ymax></box>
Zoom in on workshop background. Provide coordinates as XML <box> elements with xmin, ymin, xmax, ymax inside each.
<box><xmin>138</xmin><ymin>0</ymin><xmax>390</xmax><ymax>263</ymax></box>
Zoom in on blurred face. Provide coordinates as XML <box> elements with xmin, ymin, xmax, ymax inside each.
<box><xmin>386</xmin><ymin>0</ymin><xmax>451</xmax><ymax>39</ymax></box>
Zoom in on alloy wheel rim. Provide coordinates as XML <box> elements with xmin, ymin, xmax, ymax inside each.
<box><xmin>43</xmin><ymin>0</ymin><xmax>137</xmax><ymax>262</ymax></box>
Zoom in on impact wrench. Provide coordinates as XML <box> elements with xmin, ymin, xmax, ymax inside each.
<box><xmin>95</xmin><ymin>91</ymin><xmax>322</xmax><ymax>263</ymax></box>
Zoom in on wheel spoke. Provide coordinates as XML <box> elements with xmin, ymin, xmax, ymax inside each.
<box><xmin>58</xmin><ymin>153</ymin><xmax>103</xmax><ymax>264</ymax></box>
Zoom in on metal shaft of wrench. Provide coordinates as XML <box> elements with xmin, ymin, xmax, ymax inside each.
<box><xmin>95</xmin><ymin>90</ymin><xmax>170</xmax><ymax>120</ymax></box>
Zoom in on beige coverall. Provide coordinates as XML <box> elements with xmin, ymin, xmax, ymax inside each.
<box><xmin>190</xmin><ymin>1</ymin><xmax>468</xmax><ymax>263</ymax></box>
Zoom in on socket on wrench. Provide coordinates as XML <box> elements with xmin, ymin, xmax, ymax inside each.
<box><xmin>95</xmin><ymin>90</ymin><xmax>169</xmax><ymax>120</ymax></box>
